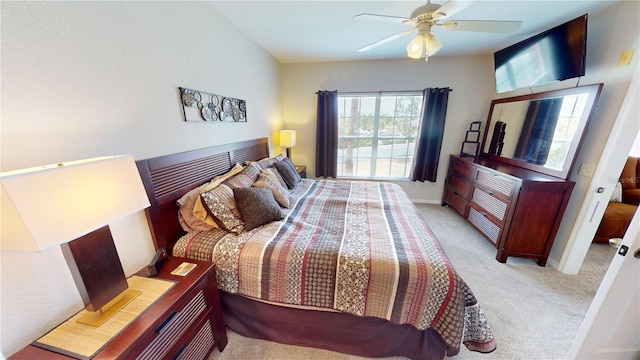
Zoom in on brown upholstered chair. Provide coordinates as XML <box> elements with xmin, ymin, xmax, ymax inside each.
<box><xmin>593</xmin><ymin>156</ymin><xmax>639</xmax><ymax>243</ymax></box>
<box><xmin>620</xmin><ymin>156</ymin><xmax>640</xmax><ymax>206</ymax></box>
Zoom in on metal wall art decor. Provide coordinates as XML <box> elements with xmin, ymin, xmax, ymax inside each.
<box><xmin>179</xmin><ymin>87</ymin><xmax>247</xmax><ymax>122</ymax></box>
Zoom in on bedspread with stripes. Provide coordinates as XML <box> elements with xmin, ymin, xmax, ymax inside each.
<box><xmin>173</xmin><ymin>179</ymin><xmax>495</xmax><ymax>355</ymax></box>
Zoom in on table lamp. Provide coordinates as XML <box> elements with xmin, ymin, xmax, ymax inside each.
<box><xmin>1</xmin><ymin>155</ymin><xmax>151</xmax><ymax>326</ymax></box>
<box><xmin>280</xmin><ymin>130</ymin><xmax>297</xmax><ymax>158</ymax></box>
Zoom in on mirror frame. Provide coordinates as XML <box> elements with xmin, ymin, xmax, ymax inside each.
<box><xmin>480</xmin><ymin>83</ymin><xmax>603</xmax><ymax>179</ymax></box>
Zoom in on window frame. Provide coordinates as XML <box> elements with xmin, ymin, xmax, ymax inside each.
<box><xmin>337</xmin><ymin>91</ymin><xmax>423</xmax><ymax>180</ymax></box>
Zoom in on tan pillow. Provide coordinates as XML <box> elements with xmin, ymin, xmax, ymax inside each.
<box><xmin>262</xmin><ymin>167</ymin><xmax>288</xmax><ymax>189</ymax></box>
<box><xmin>254</xmin><ymin>172</ymin><xmax>291</xmax><ymax>208</ymax></box>
<box><xmin>177</xmin><ymin>182</ymin><xmax>216</xmax><ymax>232</ymax></box>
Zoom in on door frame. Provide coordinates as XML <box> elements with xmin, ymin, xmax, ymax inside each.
<box><xmin>557</xmin><ymin>61</ymin><xmax>640</xmax><ymax>274</ymax></box>
<box><xmin>567</xmin><ymin>202</ymin><xmax>640</xmax><ymax>358</ymax></box>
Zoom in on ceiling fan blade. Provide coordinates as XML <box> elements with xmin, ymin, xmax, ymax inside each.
<box><xmin>353</xmin><ymin>13</ymin><xmax>411</xmax><ymax>24</ymax></box>
<box><xmin>357</xmin><ymin>28</ymin><xmax>416</xmax><ymax>52</ymax></box>
<box><xmin>440</xmin><ymin>20</ymin><xmax>522</xmax><ymax>33</ymax></box>
<box><xmin>432</xmin><ymin>0</ymin><xmax>476</xmax><ymax>20</ymax></box>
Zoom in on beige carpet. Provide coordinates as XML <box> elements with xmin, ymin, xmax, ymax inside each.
<box><xmin>210</xmin><ymin>203</ymin><xmax>615</xmax><ymax>360</ymax></box>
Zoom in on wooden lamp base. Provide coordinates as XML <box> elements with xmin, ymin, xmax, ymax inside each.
<box><xmin>75</xmin><ymin>288</ymin><xmax>142</xmax><ymax>326</ymax></box>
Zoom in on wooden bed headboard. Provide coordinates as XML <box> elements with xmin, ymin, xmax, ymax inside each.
<box><xmin>136</xmin><ymin>137</ymin><xmax>270</xmax><ymax>251</ymax></box>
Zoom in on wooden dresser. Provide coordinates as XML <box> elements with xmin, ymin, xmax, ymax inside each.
<box><xmin>443</xmin><ymin>155</ymin><xmax>575</xmax><ymax>266</ymax></box>
<box><xmin>10</xmin><ymin>257</ymin><xmax>227</xmax><ymax>360</ymax></box>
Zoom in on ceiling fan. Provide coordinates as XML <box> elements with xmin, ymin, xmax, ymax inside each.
<box><xmin>354</xmin><ymin>0</ymin><xmax>522</xmax><ymax>61</ymax></box>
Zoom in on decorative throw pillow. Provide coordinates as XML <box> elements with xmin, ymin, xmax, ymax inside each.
<box><xmin>200</xmin><ymin>186</ymin><xmax>244</xmax><ymax>234</ymax></box>
<box><xmin>256</xmin><ymin>154</ymin><xmax>285</xmax><ymax>170</ymax></box>
<box><xmin>223</xmin><ymin>164</ymin><xmax>261</xmax><ymax>189</ymax></box>
<box><xmin>234</xmin><ymin>187</ymin><xmax>284</xmax><ymax>231</ymax></box>
<box><xmin>262</xmin><ymin>167</ymin><xmax>288</xmax><ymax>189</ymax></box>
<box><xmin>176</xmin><ymin>182</ymin><xmax>217</xmax><ymax>232</ymax></box>
<box><xmin>191</xmin><ymin>163</ymin><xmax>244</xmax><ymax>227</ymax></box>
<box><xmin>610</xmin><ymin>182</ymin><xmax>623</xmax><ymax>202</ymax></box>
<box><xmin>192</xmin><ymin>196</ymin><xmax>219</xmax><ymax>227</ymax></box>
<box><xmin>254</xmin><ymin>172</ymin><xmax>291</xmax><ymax>208</ymax></box>
<box><xmin>273</xmin><ymin>157</ymin><xmax>302</xmax><ymax>189</ymax></box>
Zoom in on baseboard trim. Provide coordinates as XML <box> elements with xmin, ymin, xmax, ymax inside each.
<box><xmin>411</xmin><ymin>200</ymin><xmax>442</xmax><ymax>205</ymax></box>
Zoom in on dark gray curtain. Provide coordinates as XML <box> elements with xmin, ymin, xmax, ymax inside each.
<box><xmin>315</xmin><ymin>90</ymin><xmax>338</xmax><ymax>178</ymax></box>
<box><xmin>410</xmin><ymin>87</ymin><xmax>450</xmax><ymax>182</ymax></box>
<box><xmin>514</xmin><ymin>99</ymin><xmax>563</xmax><ymax>165</ymax></box>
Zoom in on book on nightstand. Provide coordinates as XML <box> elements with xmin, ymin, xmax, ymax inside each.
<box><xmin>170</xmin><ymin>262</ymin><xmax>197</xmax><ymax>276</ymax></box>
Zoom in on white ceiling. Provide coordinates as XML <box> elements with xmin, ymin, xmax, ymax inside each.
<box><xmin>208</xmin><ymin>0</ymin><xmax>620</xmax><ymax>63</ymax></box>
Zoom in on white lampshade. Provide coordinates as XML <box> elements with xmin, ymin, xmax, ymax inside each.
<box><xmin>280</xmin><ymin>130</ymin><xmax>297</xmax><ymax>148</ymax></box>
<box><xmin>1</xmin><ymin>155</ymin><xmax>150</xmax><ymax>252</ymax></box>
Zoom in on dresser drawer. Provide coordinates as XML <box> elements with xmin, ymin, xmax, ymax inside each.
<box><xmin>450</xmin><ymin>157</ymin><xmax>475</xmax><ymax>180</ymax></box>
<box><xmin>447</xmin><ymin>171</ymin><xmax>473</xmax><ymax>199</ymax></box>
<box><xmin>475</xmin><ymin>169</ymin><xmax>516</xmax><ymax>199</ymax></box>
<box><xmin>471</xmin><ymin>187</ymin><xmax>509</xmax><ymax>222</ymax></box>
<box><xmin>444</xmin><ymin>188</ymin><xmax>468</xmax><ymax>217</ymax></box>
<box><xmin>467</xmin><ymin>205</ymin><xmax>501</xmax><ymax>247</ymax></box>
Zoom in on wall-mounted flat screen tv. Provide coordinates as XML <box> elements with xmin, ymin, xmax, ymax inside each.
<box><xmin>494</xmin><ymin>14</ymin><xmax>587</xmax><ymax>93</ymax></box>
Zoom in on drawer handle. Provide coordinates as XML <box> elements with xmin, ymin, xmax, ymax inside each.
<box><xmin>480</xmin><ymin>211</ymin><xmax>488</xmax><ymax>217</ymax></box>
<box><xmin>171</xmin><ymin>345</ymin><xmax>187</xmax><ymax>360</ymax></box>
<box><xmin>156</xmin><ymin>311</ymin><xmax>178</xmax><ymax>334</ymax></box>
<box><xmin>485</xmin><ymin>190</ymin><xmax>493</xmax><ymax>195</ymax></box>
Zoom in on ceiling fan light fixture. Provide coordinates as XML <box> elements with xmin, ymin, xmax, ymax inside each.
<box><xmin>406</xmin><ymin>34</ymin><xmax>424</xmax><ymax>59</ymax></box>
<box><xmin>426</xmin><ymin>33</ymin><xmax>442</xmax><ymax>57</ymax></box>
<box><xmin>407</xmin><ymin>32</ymin><xmax>441</xmax><ymax>60</ymax></box>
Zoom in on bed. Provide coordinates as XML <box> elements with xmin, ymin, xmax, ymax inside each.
<box><xmin>136</xmin><ymin>137</ymin><xmax>496</xmax><ymax>360</ymax></box>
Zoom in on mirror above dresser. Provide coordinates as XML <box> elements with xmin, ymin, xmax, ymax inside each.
<box><xmin>481</xmin><ymin>83</ymin><xmax>603</xmax><ymax>179</ymax></box>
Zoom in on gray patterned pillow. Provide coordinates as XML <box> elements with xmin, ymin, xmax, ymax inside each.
<box><xmin>200</xmin><ymin>191</ymin><xmax>244</xmax><ymax>234</ymax></box>
<box><xmin>273</xmin><ymin>157</ymin><xmax>301</xmax><ymax>189</ymax></box>
<box><xmin>256</xmin><ymin>154</ymin><xmax>285</xmax><ymax>169</ymax></box>
<box><xmin>223</xmin><ymin>164</ymin><xmax>260</xmax><ymax>189</ymax></box>
<box><xmin>234</xmin><ymin>187</ymin><xmax>284</xmax><ymax>231</ymax></box>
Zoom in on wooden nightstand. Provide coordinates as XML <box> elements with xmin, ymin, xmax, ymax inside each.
<box><xmin>295</xmin><ymin>165</ymin><xmax>307</xmax><ymax>178</ymax></box>
<box><xmin>10</xmin><ymin>257</ymin><xmax>227</xmax><ymax>359</ymax></box>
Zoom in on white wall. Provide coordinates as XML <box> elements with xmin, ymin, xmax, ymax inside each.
<box><xmin>0</xmin><ymin>1</ymin><xmax>282</xmax><ymax>356</ymax></box>
<box><xmin>282</xmin><ymin>56</ymin><xmax>496</xmax><ymax>202</ymax></box>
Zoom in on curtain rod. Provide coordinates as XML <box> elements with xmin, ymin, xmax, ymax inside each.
<box><xmin>317</xmin><ymin>89</ymin><xmax>453</xmax><ymax>94</ymax></box>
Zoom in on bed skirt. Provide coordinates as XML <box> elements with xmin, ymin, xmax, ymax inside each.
<box><xmin>220</xmin><ymin>292</ymin><xmax>449</xmax><ymax>360</ymax></box>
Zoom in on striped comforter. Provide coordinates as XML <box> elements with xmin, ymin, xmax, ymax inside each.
<box><xmin>173</xmin><ymin>179</ymin><xmax>495</xmax><ymax>355</ymax></box>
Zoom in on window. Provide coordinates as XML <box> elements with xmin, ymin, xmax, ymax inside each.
<box><xmin>337</xmin><ymin>92</ymin><xmax>423</xmax><ymax>179</ymax></box>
